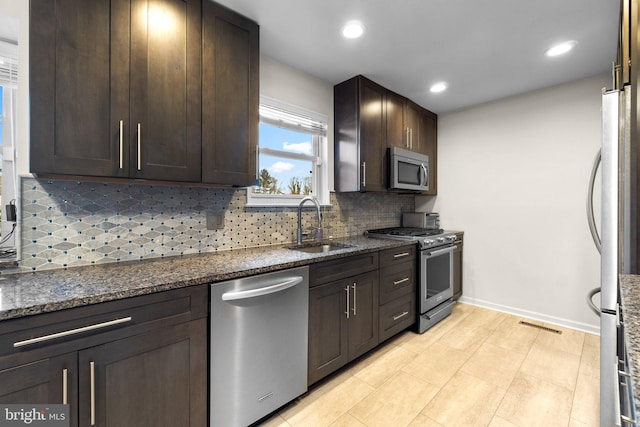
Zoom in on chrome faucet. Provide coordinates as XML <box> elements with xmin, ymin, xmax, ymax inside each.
<box><xmin>297</xmin><ymin>196</ymin><xmax>322</xmax><ymax>244</ymax></box>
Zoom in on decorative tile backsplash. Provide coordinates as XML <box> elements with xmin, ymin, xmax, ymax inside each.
<box><xmin>12</xmin><ymin>177</ymin><xmax>414</xmax><ymax>272</ymax></box>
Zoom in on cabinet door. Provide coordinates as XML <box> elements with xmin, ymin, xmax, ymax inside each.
<box><xmin>453</xmin><ymin>241</ymin><xmax>463</xmax><ymax>300</ymax></box>
<box><xmin>78</xmin><ymin>319</ymin><xmax>207</xmax><ymax>427</ymax></box>
<box><xmin>308</xmin><ymin>280</ymin><xmax>349</xmax><ymax>385</ymax></box>
<box><xmin>417</xmin><ymin>110</ymin><xmax>437</xmax><ymax>194</ymax></box>
<box><xmin>359</xmin><ymin>78</ymin><xmax>387</xmax><ymax>191</ymax></box>
<box><xmin>0</xmin><ymin>353</ymin><xmax>78</xmax><ymax>427</ymax></box>
<box><xmin>386</xmin><ymin>91</ymin><xmax>406</xmax><ymax>149</ymax></box>
<box><xmin>130</xmin><ymin>0</ymin><xmax>202</xmax><ymax>182</ymax></box>
<box><xmin>202</xmin><ymin>2</ymin><xmax>259</xmax><ymax>186</ymax></box>
<box><xmin>347</xmin><ymin>270</ymin><xmax>379</xmax><ymax>360</ymax></box>
<box><xmin>30</xmin><ymin>0</ymin><xmax>130</xmax><ymax>177</ymax></box>
<box><xmin>405</xmin><ymin>101</ymin><xmax>421</xmax><ymax>152</ymax></box>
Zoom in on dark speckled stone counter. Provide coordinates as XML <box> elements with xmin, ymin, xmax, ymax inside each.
<box><xmin>618</xmin><ymin>275</ymin><xmax>640</xmax><ymax>416</ymax></box>
<box><xmin>0</xmin><ymin>236</ymin><xmax>414</xmax><ymax>321</ymax></box>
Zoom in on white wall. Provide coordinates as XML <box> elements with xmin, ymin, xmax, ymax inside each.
<box><xmin>418</xmin><ymin>74</ymin><xmax>610</xmax><ymax>334</ymax></box>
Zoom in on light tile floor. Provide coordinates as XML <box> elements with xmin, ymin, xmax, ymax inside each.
<box><xmin>259</xmin><ymin>303</ymin><xmax>600</xmax><ymax>427</ymax></box>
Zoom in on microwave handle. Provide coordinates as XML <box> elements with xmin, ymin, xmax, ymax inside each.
<box><xmin>421</xmin><ymin>163</ymin><xmax>428</xmax><ymax>188</ymax></box>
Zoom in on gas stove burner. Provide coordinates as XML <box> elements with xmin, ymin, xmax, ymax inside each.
<box><xmin>367</xmin><ymin>227</ymin><xmax>443</xmax><ymax>237</ymax></box>
<box><xmin>365</xmin><ymin>227</ymin><xmax>456</xmax><ymax>249</ymax></box>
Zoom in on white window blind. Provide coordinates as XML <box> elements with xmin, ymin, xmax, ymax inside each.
<box><xmin>0</xmin><ymin>56</ymin><xmax>17</xmax><ymax>87</ymax></box>
<box><xmin>259</xmin><ymin>95</ymin><xmax>328</xmax><ymax>137</ymax></box>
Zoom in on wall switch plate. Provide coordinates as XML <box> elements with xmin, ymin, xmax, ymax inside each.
<box><xmin>206</xmin><ymin>212</ymin><xmax>224</xmax><ymax>230</ymax></box>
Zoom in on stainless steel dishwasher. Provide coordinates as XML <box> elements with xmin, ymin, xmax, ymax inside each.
<box><xmin>210</xmin><ymin>266</ymin><xmax>309</xmax><ymax>427</ymax></box>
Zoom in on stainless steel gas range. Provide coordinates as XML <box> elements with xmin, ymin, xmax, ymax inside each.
<box><xmin>366</xmin><ymin>227</ymin><xmax>457</xmax><ymax>333</ymax></box>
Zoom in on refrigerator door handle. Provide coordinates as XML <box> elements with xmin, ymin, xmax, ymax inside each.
<box><xmin>587</xmin><ymin>148</ymin><xmax>602</xmax><ymax>253</ymax></box>
<box><xmin>587</xmin><ymin>287</ymin><xmax>601</xmax><ymax>317</ymax></box>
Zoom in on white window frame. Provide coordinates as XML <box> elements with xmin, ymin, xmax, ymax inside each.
<box><xmin>246</xmin><ymin>96</ymin><xmax>330</xmax><ymax>207</ymax></box>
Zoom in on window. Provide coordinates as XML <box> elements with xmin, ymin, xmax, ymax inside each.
<box><xmin>0</xmin><ymin>34</ymin><xmax>19</xmax><ymax>253</ymax></box>
<box><xmin>246</xmin><ymin>96</ymin><xmax>329</xmax><ymax>206</ymax></box>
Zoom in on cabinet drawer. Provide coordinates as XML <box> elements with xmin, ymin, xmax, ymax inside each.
<box><xmin>379</xmin><ymin>244</ymin><xmax>416</xmax><ymax>268</ymax></box>
<box><xmin>379</xmin><ymin>294</ymin><xmax>415</xmax><ymax>342</ymax></box>
<box><xmin>310</xmin><ymin>252</ymin><xmax>378</xmax><ymax>287</ymax></box>
<box><xmin>379</xmin><ymin>261</ymin><xmax>416</xmax><ymax>305</ymax></box>
<box><xmin>0</xmin><ymin>285</ymin><xmax>208</xmax><ymax>359</ymax></box>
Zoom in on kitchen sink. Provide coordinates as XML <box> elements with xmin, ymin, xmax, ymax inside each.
<box><xmin>286</xmin><ymin>241</ymin><xmax>356</xmax><ymax>253</ymax></box>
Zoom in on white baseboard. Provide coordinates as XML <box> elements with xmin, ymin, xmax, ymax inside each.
<box><xmin>457</xmin><ymin>296</ymin><xmax>600</xmax><ymax>336</ymax></box>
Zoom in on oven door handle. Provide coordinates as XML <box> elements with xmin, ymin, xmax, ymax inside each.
<box><xmin>425</xmin><ymin>245</ymin><xmax>456</xmax><ymax>258</ymax></box>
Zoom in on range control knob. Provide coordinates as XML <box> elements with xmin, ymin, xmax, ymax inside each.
<box><xmin>437</xmin><ymin>237</ymin><xmax>445</xmax><ymax>243</ymax></box>
<box><xmin>425</xmin><ymin>239</ymin><xmax>435</xmax><ymax>246</ymax></box>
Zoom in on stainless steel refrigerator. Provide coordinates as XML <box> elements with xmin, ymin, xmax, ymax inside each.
<box><xmin>588</xmin><ymin>87</ymin><xmax>634</xmax><ymax>426</ymax></box>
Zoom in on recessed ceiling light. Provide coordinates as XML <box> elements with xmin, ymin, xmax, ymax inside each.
<box><xmin>430</xmin><ymin>82</ymin><xmax>448</xmax><ymax>93</ymax></box>
<box><xmin>545</xmin><ymin>40</ymin><xmax>577</xmax><ymax>57</ymax></box>
<box><xmin>342</xmin><ymin>21</ymin><xmax>365</xmax><ymax>39</ymax></box>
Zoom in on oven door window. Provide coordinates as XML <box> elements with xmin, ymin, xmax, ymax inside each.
<box><xmin>421</xmin><ymin>248</ymin><xmax>454</xmax><ymax>313</ymax></box>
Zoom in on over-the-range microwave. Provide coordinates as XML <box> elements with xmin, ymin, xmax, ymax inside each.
<box><xmin>388</xmin><ymin>147</ymin><xmax>429</xmax><ymax>192</ymax></box>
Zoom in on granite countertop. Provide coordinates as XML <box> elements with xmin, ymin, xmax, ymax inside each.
<box><xmin>618</xmin><ymin>275</ymin><xmax>640</xmax><ymax>416</ymax></box>
<box><xmin>0</xmin><ymin>236</ymin><xmax>414</xmax><ymax>321</ymax></box>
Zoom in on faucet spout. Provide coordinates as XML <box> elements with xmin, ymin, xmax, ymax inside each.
<box><xmin>297</xmin><ymin>196</ymin><xmax>322</xmax><ymax>244</ymax></box>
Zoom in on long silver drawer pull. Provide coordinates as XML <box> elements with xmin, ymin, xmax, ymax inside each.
<box><xmin>619</xmin><ymin>369</ymin><xmax>632</xmax><ymax>378</ymax></box>
<box><xmin>393</xmin><ymin>311</ymin><xmax>409</xmax><ymax>321</ymax></box>
<box><xmin>137</xmin><ymin>123</ymin><xmax>142</xmax><ymax>171</ymax></box>
<box><xmin>393</xmin><ymin>252</ymin><xmax>410</xmax><ymax>258</ymax></box>
<box><xmin>393</xmin><ymin>277</ymin><xmax>410</xmax><ymax>286</ymax></box>
<box><xmin>118</xmin><ymin>120</ymin><xmax>124</xmax><ymax>169</ymax></box>
<box><xmin>352</xmin><ymin>283</ymin><xmax>357</xmax><ymax>316</ymax></box>
<box><xmin>13</xmin><ymin>317</ymin><xmax>133</xmax><ymax>348</ymax></box>
<box><xmin>90</xmin><ymin>361</ymin><xmax>96</xmax><ymax>426</ymax></box>
<box><xmin>361</xmin><ymin>162</ymin><xmax>366</xmax><ymax>187</ymax></box>
<box><xmin>345</xmin><ymin>285</ymin><xmax>350</xmax><ymax>319</ymax></box>
<box><xmin>62</xmin><ymin>368</ymin><xmax>68</xmax><ymax>405</ymax></box>
<box><xmin>222</xmin><ymin>277</ymin><xmax>303</xmax><ymax>301</ymax></box>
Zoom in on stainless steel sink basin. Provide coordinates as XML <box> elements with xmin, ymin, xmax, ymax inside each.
<box><xmin>286</xmin><ymin>241</ymin><xmax>356</xmax><ymax>253</ymax></box>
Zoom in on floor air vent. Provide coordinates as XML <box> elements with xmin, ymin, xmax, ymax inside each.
<box><xmin>518</xmin><ymin>321</ymin><xmax>562</xmax><ymax>334</ymax></box>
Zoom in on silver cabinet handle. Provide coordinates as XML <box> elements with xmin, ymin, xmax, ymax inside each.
<box><xmin>345</xmin><ymin>285</ymin><xmax>350</xmax><ymax>319</ymax></box>
<box><xmin>90</xmin><ymin>361</ymin><xmax>96</xmax><ymax>426</ymax></box>
<box><xmin>393</xmin><ymin>252</ymin><xmax>410</xmax><ymax>258</ymax></box>
<box><xmin>137</xmin><ymin>123</ymin><xmax>142</xmax><ymax>171</ymax></box>
<box><xmin>410</xmin><ymin>128</ymin><xmax>413</xmax><ymax>149</ymax></box>
<box><xmin>13</xmin><ymin>317</ymin><xmax>133</xmax><ymax>348</ymax></box>
<box><xmin>393</xmin><ymin>311</ymin><xmax>409</xmax><ymax>321</ymax></box>
<box><xmin>393</xmin><ymin>277</ymin><xmax>409</xmax><ymax>286</ymax></box>
<box><xmin>352</xmin><ymin>283</ymin><xmax>357</xmax><ymax>316</ymax></box>
<box><xmin>361</xmin><ymin>162</ymin><xmax>366</xmax><ymax>187</ymax></box>
<box><xmin>405</xmin><ymin>128</ymin><xmax>410</xmax><ymax>148</ymax></box>
<box><xmin>62</xmin><ymin>368</ymin><xmax>68</xmax><ymax>405</ymax></box>
<box><xmin>118</xmin><ymin>120</ymin><xmax>124</xmax><ymax>169</ymax></box>
<box><xmin>222</xmin><ymin>277</ymin><xmax>303</xmax><ymax>301</ymax></box>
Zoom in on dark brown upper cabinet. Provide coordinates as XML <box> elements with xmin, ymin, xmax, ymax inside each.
<box><xmin>334</xmin><ymin>76</ymin><xmax>388</xmax><ymax>192</ymax></box>
<box><xmin>30</xmin><ymin>0</ymin><xmax>258</xmax><ymax>186</ymax></box>
<box><xmin>201</xmin><ymin>1</ymin><xmax>259</xmax><ymax>186</ymax></box>
<box><xmin>30</xmin><ymin>0</ymin><xmax>202</xmax><ymax>182</ymax></box>
<box><xmin>334</xmin><ymin>75</ymin><xmax>438</xmax><ymax>194</ymax></box>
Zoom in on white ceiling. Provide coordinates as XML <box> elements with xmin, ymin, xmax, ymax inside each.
<box><xmin>215</xmin><ymin>0</ymin><xmax>619</xmax><ymax>113</ymax></box>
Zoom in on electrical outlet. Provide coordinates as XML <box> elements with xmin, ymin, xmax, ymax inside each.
<box><xmin>206</xmin><ymin>212</ymin><xmax>224</xmax><ymax>230</ymax></box>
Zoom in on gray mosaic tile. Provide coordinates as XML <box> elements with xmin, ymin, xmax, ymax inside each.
<box><xmin>13</xmin><ymin>177</ymin><xmax>415</xmax><ymax>272</ymax></box>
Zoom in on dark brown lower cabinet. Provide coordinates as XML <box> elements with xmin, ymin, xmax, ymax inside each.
<box><xmin>78</xmin><ymin>320</ymin><xmax>206</xmax><ymax>427</ymax></box>
<box><xmin>0</xmin><ymin>286</ymin><xmax>207</xmax><ymax>427</ymax></box>
<box><xmin>453</xmin><ymin>233</ymin><xmax>464</xmax><ymax>300</ymax></box>
<box><xmin>308</xmin><ymin>270</ymin><xmax>379</xmax><ymax>385</ymax></box>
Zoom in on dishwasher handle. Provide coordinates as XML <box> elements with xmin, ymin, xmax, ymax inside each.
<box><xmin>221</xmin><ymin>276</ymin><xmax>304</xmax><ymax>301</ymax></box>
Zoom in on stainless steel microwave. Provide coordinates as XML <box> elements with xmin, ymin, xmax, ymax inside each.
<box><xmin>388</xmin><ymin>147</ymin><xmax>429</xmax><ymax>192</ymax></box>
